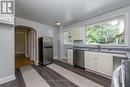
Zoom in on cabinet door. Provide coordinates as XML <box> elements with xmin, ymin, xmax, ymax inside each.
<box><xmin>71</xmin><ymin>27</ymin><xmax>83</xmax><ymax>40</ymax></box>
<box><xmin>97</xmin><ymin>53</ymin><xmax>113</xmax><ymax>76</ymax></box>
<box><xmin>85</xmin><ymin>52</ymin><xmax>97</xmax><ymax>71</ymax></box>
<box><xmin>68</xmin><ymin>49</ymin><xmax>73</xmax><ymax>64</ymax></box>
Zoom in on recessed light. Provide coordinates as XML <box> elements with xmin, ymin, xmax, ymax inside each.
<box><xmin>56</xmin><ymin>21</ymin><xmax>61</xmax><ymax>26</ymax></box>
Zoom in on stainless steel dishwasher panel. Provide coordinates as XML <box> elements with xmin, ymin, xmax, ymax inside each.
<box><xmin>73</xmin><ymin>50</ymin><xmax>85</xmax><ymax>68</ymax></box>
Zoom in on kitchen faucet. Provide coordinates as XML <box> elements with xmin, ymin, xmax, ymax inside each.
<box><xmin>97</xmin><ymin>45</ymin><xmax>101</xmax><ymax>50</ymax></box>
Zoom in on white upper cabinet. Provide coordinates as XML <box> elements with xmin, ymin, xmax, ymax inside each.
<box><xmin>71</xmin><ymin>27</ymin><xmax>84</xmax><ymax>40</ymax></box>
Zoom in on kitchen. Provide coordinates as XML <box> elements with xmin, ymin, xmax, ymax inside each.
<box><xmin>55</xmin><ymin>7</ymin><xmax>130</xmax><ymax>86</ymax></box>
<box><xmin>0</xmin><ymin>0</ymin><xmax>130</xmax><ymax>87</ymax></box>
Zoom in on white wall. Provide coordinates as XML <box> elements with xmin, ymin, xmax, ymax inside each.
<box><xmin>0</xmin><ymin>23</ymin><xmax>15</xmax><ymax>84</ymax></box>
<box><xmin>15</xmin><ymin>32</ymin><xmax>26</xmax><ymax>54</ymax></box>
<box><xmin>15</xmin><ymin>17</ymin><xmax>58</xmax><ymax>62</ymax></box>
<box><xmin>57</xmin><ymin>26</ymin><xmax>65</xmax><ymax>59</ymax></box>
<box><xmin>0</xmin><ymin>17</ymin><xmax>58</xmax><ymax>84</ymax></box>
<box><xmin>60</xmin><ymin>6</ymin><xmax>130</xmax><ymax>59</ymax></box>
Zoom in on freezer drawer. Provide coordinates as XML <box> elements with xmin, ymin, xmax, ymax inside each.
<box><xmin>43</xmin><ymin>48</ymin><xmax>53</xmax><ymax>65</ymax></box>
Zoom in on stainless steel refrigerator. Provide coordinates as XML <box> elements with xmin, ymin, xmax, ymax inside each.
<box><xmin>38</xmin><ymin>37</ymin><xmax>53</xmax><ymax>65</ymax></box>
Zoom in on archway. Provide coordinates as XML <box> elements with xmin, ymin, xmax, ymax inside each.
<box><xmin>15</xmin><ymin>25</ymin><xmax>37</xmax><ymax>68</ymax></box>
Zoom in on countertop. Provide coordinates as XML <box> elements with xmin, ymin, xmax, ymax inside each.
<box><xmin>70</xmin><ymin>46</ymin><xmax>129</xmax><ymax>58</ymax></box>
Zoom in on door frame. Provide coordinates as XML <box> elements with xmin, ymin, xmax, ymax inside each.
<box><xmin>15</xmin><ymin>25</ymin><xmax>38</xmax><ymax>65</ymax></box>
<box><xmin>15</xmin><ymin>32</ymin><xmax>27</xmax><ymax>55</ymax></box>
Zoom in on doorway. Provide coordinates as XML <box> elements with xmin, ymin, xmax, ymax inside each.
<box><xmin>15</xmin><ymin>26</ymin><xmax>37</xmax><ymax>68</ymax></box>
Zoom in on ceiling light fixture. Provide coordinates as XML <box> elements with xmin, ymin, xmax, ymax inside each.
<box><xmin>55</xmin><ymin>21</ymin><xmax>61</xmax><ymax>26</ymax></box>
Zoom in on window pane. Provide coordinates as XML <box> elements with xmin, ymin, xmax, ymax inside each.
<box><xmin>64</xmin><ymin>31</ymin><xmax>73</xmax><ymax>44</ymax></box>
<box><xmin>85</xmin><ymin>18</ymin><xmax>125</xmax><ymax>45</ymax></box>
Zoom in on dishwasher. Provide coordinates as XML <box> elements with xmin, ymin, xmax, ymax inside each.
<box><xmin>73</xmin><ymin>49</ymin><xmax>85</xmax><ymax>68</ymax></box>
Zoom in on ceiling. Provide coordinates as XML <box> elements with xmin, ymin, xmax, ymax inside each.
<box><xmin>15</xmin><ymin>0</ymin><xmax>130</xmax><ymax>27</ymax></box>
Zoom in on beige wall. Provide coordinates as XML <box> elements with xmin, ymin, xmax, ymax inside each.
<box><xmin>15</xmin><ymin>33</ymin><xmax>26</xmax><ymax>54</ymax></box>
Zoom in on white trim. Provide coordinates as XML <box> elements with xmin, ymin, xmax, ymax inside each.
<box><xmin>84</xmin><ymin>13</ymin><xmax>127</xmax><ymax>26</ymax></box>
<box><xmin>0</xmin><ymin>75</ymin><xmax>16</xmax><ymax>84</ymax></box>
<box><xmin>0</xmin><ymin>21</ymin><xmax>14</xmax><ymax>25</ymax></box>
<box><xmin>34</xmin><ymin>62</ymin><xmax>39</xmax><ymax>65</ymax></box>
<box><xmin>62</xmin><ymin>57</ymin><xmax>67</xmax><ymax>59</ymax></box>
<box><xmin>85</xmin><ymin>68</ymin><xmax>111</xmax><ymax>79</ymax></box>
<box><xmin>54</xmin><ymin>56</ymin><xmax>58</xmax><ymax>59</ymax></box>
<box><xmin>66</xmin><ymin>6</ymin><xmax>130</xmax><ymax>28</ymax></box>
<box><xmin>113</xmin><ymin>53</ymin><xmax>127</xmax><ymax>58</ymax></box>
<box><xmin>83</xmin><ymin>13</ymin><xmax>128</xmax><ymax>46</ymax></box>
<box><xmin>15</xmin><ymin>32</ymin><xmax>27</xmax><ymax>34</ymax></box>
<box><xmin>15</xmin><ymin>51</ymin><xmax>25</xmax><ymax>54</ymax></box>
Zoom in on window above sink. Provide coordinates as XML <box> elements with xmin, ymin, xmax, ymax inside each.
<box><xmin>64</xmin><ymin>14</ymin><xmax>128</xmax><ymax>47</ymax></box>
<box><xmin>85</xmin><ymin>15</ymin><xmax>126</xmax><ymax>46</ymax></box>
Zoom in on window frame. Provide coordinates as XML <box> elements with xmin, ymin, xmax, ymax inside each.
<box><xmin>63</xmin><ymin>30</ymin><xmax>74</xmax><ymax>44</ymax></box>
<box><xmin>84</xmin><ymin>13</ymin><xmax>128</xmax><ymax>47</ymax></box>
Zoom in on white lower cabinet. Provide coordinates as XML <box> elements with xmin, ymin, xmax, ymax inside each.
<box><xmin>85</xmin><ymin>52</ymin><xmax>97</xmax><ymax>71</ymax></box>
<box><xmin>85</xmin><ymin>51</ymin><xmax>113</xmax><ymax>76</ymax></box>
<box><xmin>67</xmin><ymin>49</ymin><xmax>73</xmax><ymax>64</ymax></box>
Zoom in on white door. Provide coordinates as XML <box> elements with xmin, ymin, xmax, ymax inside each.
<box><xmin>28</xmin><ymin>30</ymin><xmax>37</xmax><ymax>63</ymax></box>
<box><xmin>33</xmin><ymin>30</ymin><xmax>37</xmax><ymax>62</ymax></box>
<box><xmin>31</xmin><ymin>30</ymin><xmax>37</xmax><ymax>62</ymax></box>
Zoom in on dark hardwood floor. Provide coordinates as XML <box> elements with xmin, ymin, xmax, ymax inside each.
<box><xmin>54</xmin><ymin>60</ymin><xmax>111</xmax><ymax>87</ymax></box>
<box><xmin>0</xmin><ymin>60</ymin><xmax>111</xmax><ymax>87</ymax></box>
<box><xmin>0</xmin><ymin>69</ymin><xmax>26</xmax><ymax>87</ymax></box>
<box><xmin>33</xmin><ymin>65</ymin><xmax>79</xmax><ymax>87</ymax></box>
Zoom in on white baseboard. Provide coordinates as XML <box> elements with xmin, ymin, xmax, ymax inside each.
<box><xmin>15</xmin><ymin>52</ymin><xmax>25</xmax><ymax>54</ymax></box>
<box><xmin>34</xmin><ymin>60</ymin><xmax>39</xmax><ymax>65</ymax></box>
<box><xmin>53</xmin><ymin>57</ymin><xmax>67</xmax><ymax>59</ymax></box>
<box><xmin>62</xmin><ymin>57</ymin><xmax>67</xmax><ymax>59</ymax></box>
<box><xmin>34</xmin><ymin>62</ymin><xmax>39</xmax><ymax>66</ymax></box>
<box><xmin>0</xmin><ymin>75</ymin><xmax>16</xmax><ymax>84</ymax></box>
<box><xmin>54</xmin><ymin>56</ymin><xmax>58</xmax><ymax>59</ymax></box>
